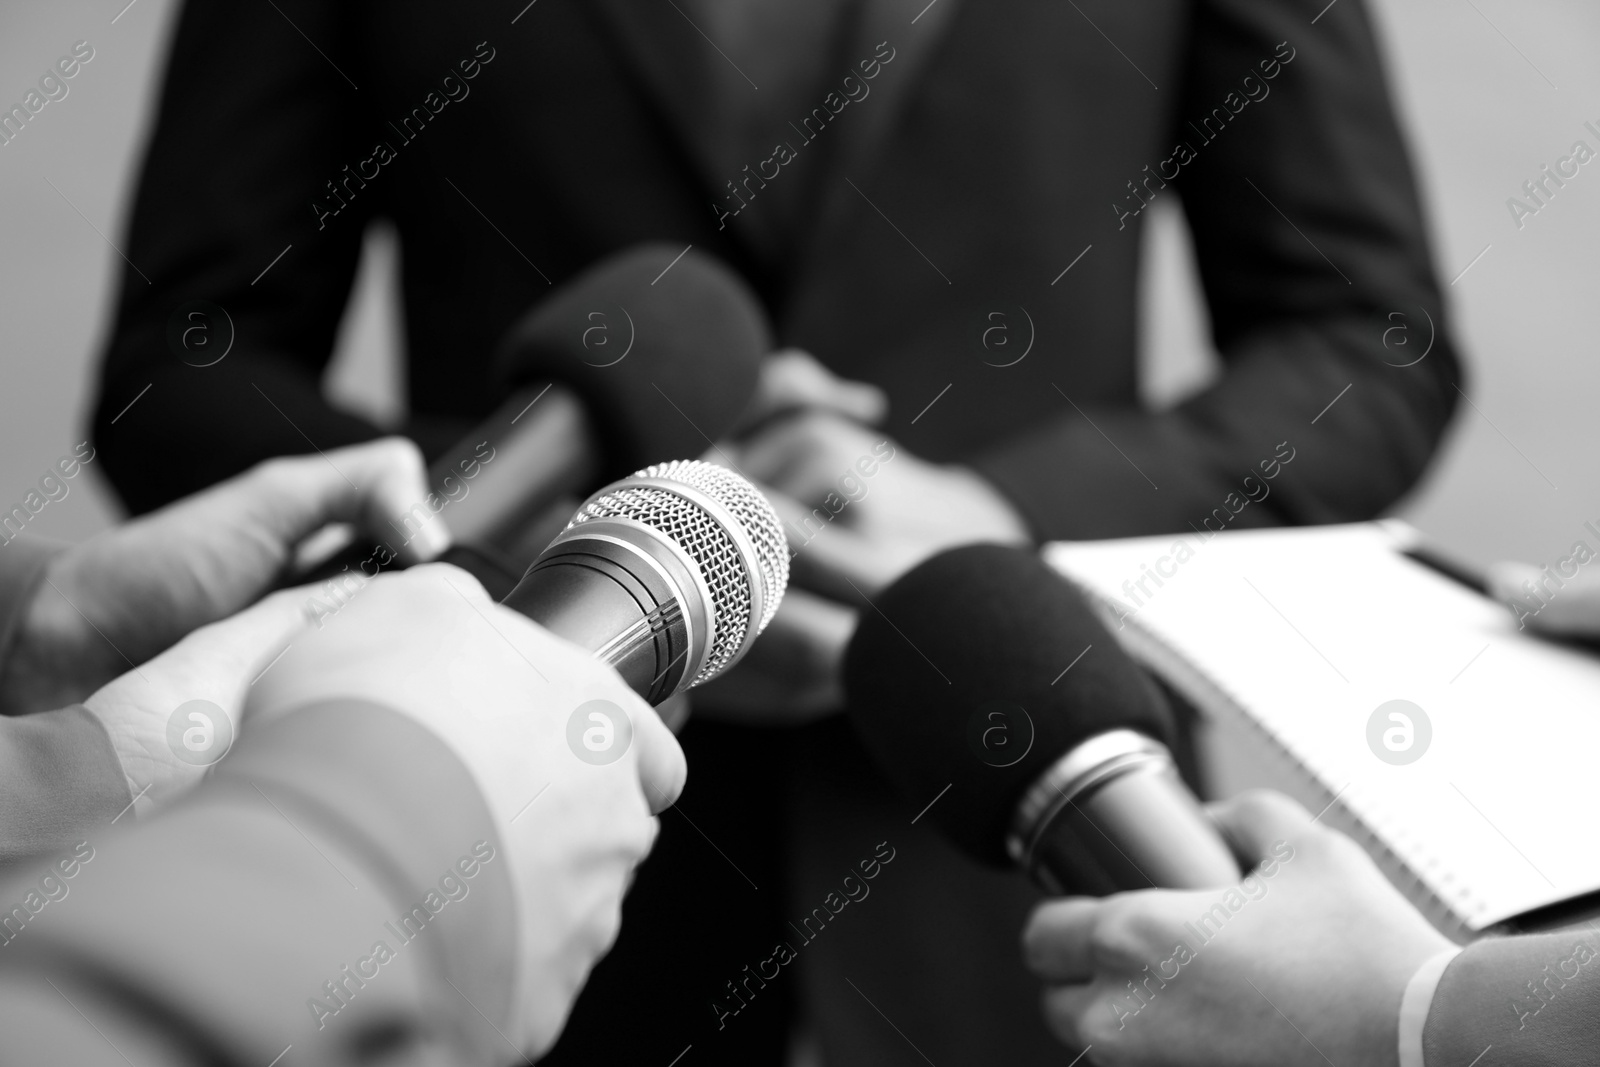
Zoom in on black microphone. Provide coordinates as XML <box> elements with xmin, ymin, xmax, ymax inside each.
<box><xmin>299</xmin><ymin>245</ymin><xmax>769</xmax><ymax>591</ymax></box>
<box><xmin>453</xmin><ymin>242</ymin><xmax>768</xmax><ymax>561</ymax></box>
<box><xmin>844</xmin><ymin>544</ymin><xmax>1239</xmax><ymax>895</ymax></box>
<box><xmin>502</xmin><ymin>459</ymin><xmax>789</xmax><ymax>708</ymax></box>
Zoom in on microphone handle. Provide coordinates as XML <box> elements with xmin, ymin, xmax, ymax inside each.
<box><xmin>499</xmin><ymin>529</ymin><xmax>703</xmax><ymax>708</ymax></box>
<box><xmin>1012</xmin><ymin>731</ymin><xmax>1241</xmax><ymax>895</ymax></box>
<box><xmin>432</xmin><ymin>383</ymin><xmax>597</xmax><ymax>556</ymax></box>
<box><xmin>291</xmin><ymin>382</ymin><xmax>597</xmax><ymax>590</ymax></box>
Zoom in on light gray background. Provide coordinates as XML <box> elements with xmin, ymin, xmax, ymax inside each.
<box><xmin>3</xmin><ymin>0</ymin><xmax>1596</xmax><ymax>572</ymax></box>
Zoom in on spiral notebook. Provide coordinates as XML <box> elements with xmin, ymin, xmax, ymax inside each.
<box><xmin>1045</xmin><ymin>521</ymin><xmax>1600</xmax><ymax>942</ymax></box>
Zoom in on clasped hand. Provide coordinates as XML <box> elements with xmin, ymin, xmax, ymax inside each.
<box><xmin>694</xmin><ymin>350</ymin><xmax>1031</xmax><ymax>721</ymax></box>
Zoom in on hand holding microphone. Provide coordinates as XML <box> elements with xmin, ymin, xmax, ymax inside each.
<box><xmin>844</xmin><ymin>543</ymin><xmax>1239</xmax><ymax>894</ymax></box>
<box><xmin>244</xmin><ymin>562</ymin><xmax>686</xmax><ymax>1059</ymax></box>
<box><xmin>1022</xmin><ymin>792</ymin><xmax>1453</xmax><ymax>1067</ymax></box>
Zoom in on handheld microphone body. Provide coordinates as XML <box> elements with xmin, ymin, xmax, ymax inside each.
<box><xmin>1008</xmin><ymin>729</ymin><xmax>1238</xmax><ymax>895</ymax></box>
<box><xmin>845</xmin><ymin>544</ymin><xmax>1239</xmax><ymax>895</ymax></box>
<box><xmin>426</xmin><ymin>384</ymin><xmax>596</xmax><ymax>561</ymax></box>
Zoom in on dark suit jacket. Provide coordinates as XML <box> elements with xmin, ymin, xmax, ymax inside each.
<box><xmin>93</xmin><ymin>0</ymin><xmax>1457</xmax><ymax>542</ymax></box>
<box><xmin>87</xmin><ymin>2</ymin><xmax>1461</xmax><ymax>1063</ymax></box>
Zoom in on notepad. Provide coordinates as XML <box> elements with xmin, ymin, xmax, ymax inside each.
<box><xmin>1045</xmin><ymin>521</ymin><xmax>1600</xmax><ymax>941</ymax></box>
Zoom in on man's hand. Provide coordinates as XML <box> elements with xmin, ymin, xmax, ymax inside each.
<box><xmin>729</xmin><ymin>410</ymin><xmax>1030</xmax><ymax>604</ymax></box>
<box><xmin>82</xmin><ymin>586</ymin><xmax>317</xmax><ymax>816</ymax></box>
<box><xmin>1022</xmin><ymin>791</ymin><xmax>1454</xmax><ymax>1067</ymax></box>
<box><xmin>248</xmin><ymin>564</ymin><xmax>686</xmax><ymax>1059</ymax></box>
<box><xmin>699</xmin><ymin>408</ymin><xmax>1028</xmax><ymax>724</ymax></box>
<box><xmin>1487</xmin><ymin>558</ymin><xmax>1600</xmax><ymax>637</ymax></box>
<box><xmin>691</xmin><ymin>586</ymin><xmax>857</xmax><ymax>722</ymax></box>
<box><xmin>735</xmin><ymin>347</ymin><xmax>888</xmax><ymax>433</ymax></box>
<box><xmin>0</xmin><ymin>437</ymin><xmax>448</xmax><ymax>715</ymax></box>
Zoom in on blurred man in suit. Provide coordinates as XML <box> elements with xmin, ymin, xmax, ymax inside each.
<box><xmin>89</xmin><ymin>1</ymin><xmax>1461</xmax><ymax>1060</ymax></box>
<box><xmin>0</xmin><ymin>563</ymin><xmax>686</xmax><ymax>1065</ymax></box>
<box><xmin>1024</xmin><ymin>790</ymin><xmax>1600</xmax><ymax>1066</ymax></box>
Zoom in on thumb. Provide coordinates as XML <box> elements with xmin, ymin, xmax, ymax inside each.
<box><xmin>163</xmin><ymin>585</ymin><xmax>323</xmax><ymax>725</ymax></box>
<box><xmin>1206</xmin><ymin>790</ymin><xmax>1313</xmax><ymax>868</ymax></box>
<box><xmin>1486</xmin><ymin>559</ymin><xmax>1600</xmax><ymax>635</ymax></box>
<box><xmin>87</xmin><ymin>586</ymin><xmax>319</xmax><ymax>815</ymax></box>
<box><xmin>215</xmin><ymin>438</ymin><xmax>451</xmax><ymax>566</ymax></box>
<box><xmin>631</xmin><ymin>699</ymin><xmax>687</xmax><ymax>816</ymax></box>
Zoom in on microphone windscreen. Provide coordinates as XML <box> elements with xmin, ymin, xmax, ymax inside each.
<box><xmin>493</xmin><ymin>244</ymin><xmax>768</xmax><ymax>473</ymax></box>
<box><xmin>844</xmin><ymin>544</ymin><xmax>1175</xmax><ymax>866</ymax></box>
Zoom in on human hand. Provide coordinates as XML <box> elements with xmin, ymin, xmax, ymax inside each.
<box><xmin>1486</xmin><ymin>557</ymin><xmax>1600</xmax><ymax>636</ymax></box>
<box><xmin>691</xmin><ymin>586</ymin><xmax>856</xmax><ymax>724</ymax></box>
<box><xmin>1022</xmin><ymin>791</ymin><xmax>1454</xmax><ymax>1067</ymax></box>
<box><xmin>247</xmin><ymin>564</ymin><xmax>686</xmax><ymax>1058</ymax></box>
<box><xmin>728</xmin><ymin>410</ymin><xmax>1030</xmax><ymax>605</ymax></box>
<box><xmin>735</xmin><ymin>347</ymin><xmax>888</xmax><ymax>433</ymax></box>
<box><xmin>700</xmin><ymin>410</ymin><xmax>1027</xmax><ymax>724</ymax></box>
<box><xmin>82</xmin><ymin>586</ymin><xmax>317</xmax><ymax>817</ymax></box>
<box><xmin>0</xmin><ymin>438</ymin><xmax>449</xmax><ymax>716</ymax></box>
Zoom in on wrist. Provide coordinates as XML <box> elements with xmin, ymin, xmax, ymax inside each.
<box><xmin>0</xmin><ymin>550</ymin><xmax>112</xmax><ymax>714</ymax></box>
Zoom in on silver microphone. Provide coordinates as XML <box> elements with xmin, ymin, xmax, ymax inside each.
<box><xmin>501</xmin><ymin>460</ymin><xmax>789</xmax><ymax>707</ymax></box>
<box><xmin>1007</xmin><ymin>729</ymin><xmax>1239</xmax><ymax>894</ymax></box>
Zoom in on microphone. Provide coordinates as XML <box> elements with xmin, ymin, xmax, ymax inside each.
<box><xmin>844</xmin><ymin>544</ymin><xmax>1239</xmax><ymax>895</ymax></box>
<box><xmin>502</xmin><ymin>459</ymin><xmax>789</xmax><ymax>707</ymax></box>
<box><xmin>298</xmin><ymin>244</ymin><xmax>769</xmax><ymax>589</ymax></box>
<box><xmin>451</xmin><ymin>243</ymin><xmax>769</xmax><ymax>561</ymax></box>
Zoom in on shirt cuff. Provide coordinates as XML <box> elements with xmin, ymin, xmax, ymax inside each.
<box><xmin>1399</xmin><ymin>947</ymin><xmax>1462</xmax><ymax>1067</ymax></box>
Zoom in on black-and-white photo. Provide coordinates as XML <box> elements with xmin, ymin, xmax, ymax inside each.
<box><xmin>0</xmin><ymin>1</ymin><xmax>1596</xmax><ymax>1063</ymax></box>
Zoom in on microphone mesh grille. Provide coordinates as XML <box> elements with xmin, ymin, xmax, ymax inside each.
<box><xmin>568</xmin><ymin>460</ymin><xmax>788</xmax><ymax>685</ymax></box>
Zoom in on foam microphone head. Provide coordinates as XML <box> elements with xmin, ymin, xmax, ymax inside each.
<box><xmin>844</xmin><ymin>543</ymin><xmax>1175</xmax><ymax>867</ymax></box>
<box><xmin>492</xmin><ymin>244</ymin><xmax>769</xmax><ymax>472</ymax></box>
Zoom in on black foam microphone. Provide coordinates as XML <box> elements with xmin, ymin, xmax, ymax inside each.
<box><xmin>448</xmin><ymin>242</ymin><xmax>768</xmax><ymax>561</ymax></box>
<box><xmin>845</xmin><ymin>544</ymin><xmax>1239</xmax><ymax>895</ymax></box>
<box><xmin>300</xmin><ymin>245</ymin><xmax>769</xmax><ymax>591</ymax></box>
<box><xmin>502</xmin><ymin>459</ymin><xmax>789</xmax><ymax>707</ymax></box>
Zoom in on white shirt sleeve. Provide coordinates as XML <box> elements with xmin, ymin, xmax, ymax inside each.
<box><xmin>1398</xmin><ymin>947</ymin><xmax>1463</xmax><ymax>1067</ymax></box>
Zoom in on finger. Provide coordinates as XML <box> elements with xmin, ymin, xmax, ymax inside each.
<box><xmin>227</xmin><ymin>438</ymin><xmax>451</xmax><ymax>566</ymax></box>
<box><xmin>1039</xmin><ymin>982</ymin><xmax>1103</xmax><ymax>1050</ymax></box>
<box><xmin>756</xmin><ymin>349</ymin><xmax>889</xmax><ymax>426</ymax></box>
<box><xmin>1487</xmin><ymin>559</ymin><xmax>1600</xmax><ymax>635</ymax></box>
<box><xmin>1207</xmin><ymin>790</ymin><xmax>1313</xmax><ymax>866</ymax></box>
<box><xmin>764</xmin><ymin>486</ymin><xmax>884</xmax><ymax>603</ymax></box>
<box><xmin>737</xmin><ymin>414</ymin><xmax>867</xmax><ymax>505</ymax></box>
<box><xmin>630</xmin><ymin>696</ymin><xmax>688</xmax><ymax>815</ymax></box>
<box><xmin>690</xmin><ymin>587</ymin><xmax>856</xmax><ymax>722</ymax></box>
<box><xmin>1022</xmin><ymin>898</ymin><xmax>1105</xmax><ymax>982</ymax></box>
<box><xmin>789</xmin><ymin>519</ymin><xmax>891</xmax><ymax>604</ymax></box>
<box><xmin>413</xmin><ymin>561</ymin><xmax>493</xmax><ymax>606</ymax></box>
<box><xmin>655</xmin><ymin>692</ymin><xmax>692</xmax><ymax>734</ymax></box>
<box><xmin>759</xmin><ymin>585</ymin><xmax>856</xmax><ymax>680</ymax></box>
<box><xmin>164</xmin><ymin>585</ymin><xmax>320</xmax><ymax>723</ymax></box>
